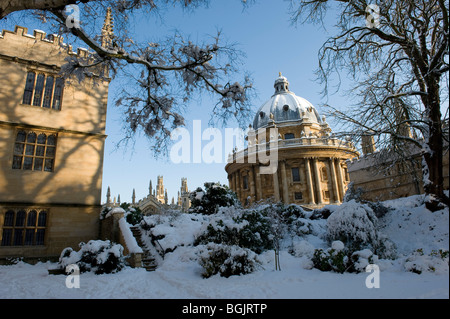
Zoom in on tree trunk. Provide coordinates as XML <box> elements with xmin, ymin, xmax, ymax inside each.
<box><xmin>422</xmin><ymin>77</ymin><xmax>449</xmax><ymax>210</ymax></box>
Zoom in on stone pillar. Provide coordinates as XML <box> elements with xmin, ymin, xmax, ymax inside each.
<box><xmin>281</xmin><ymin>161</ymin><xmax>289</xmax><ymax>203</ymax></box>
<box><xmin>236</xmin><ymin>171</ymin><xmax>242</xmax><ymax>204</ymax></box>
<box><xmin>272</xmin><ymin>163</ymin><xmax>280</xmax><ymax>202</ymax></box>
<box><xmin>305</xmin><ymin>158</ymin><xmax>315</xmax><ymax>205</ymax></box>
<box><xmin>312</xmin><ymin>158</ymin><xmax>323</xmax><ymax>205</ymax></box>
<box><xmin>249</xmin><ymin>167</ymin><xmax>256</xmax><ymax>204</ymax></box>
<box><xmin>329</xmin><ymin>157</ymin><xmax>340</xmax><ymax>203</ymax></box>
<box><xmin>256</xmin><ymin>166</ymin><xmax>263</xmax><ymax>201</ymax></box>
<box><xmin>335</xmin><ymin>159</ymin><xmax>345</xmax><ymax>201</ymax></box>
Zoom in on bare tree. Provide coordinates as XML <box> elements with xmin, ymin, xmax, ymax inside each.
<box><xmin>0</xmin><ymin>0</ymin><xmax>254</xmax><ymax>154</ymax></box>
<box><xmin>290</xmin><ymin>0</ymin><xmax>449</xmax><ymax>209</ymax></box>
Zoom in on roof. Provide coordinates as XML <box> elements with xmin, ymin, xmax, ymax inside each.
<box><xmin>252</xmin><ymin>74</ymin><xmax>322</xmax><ymax>130</ymax></box>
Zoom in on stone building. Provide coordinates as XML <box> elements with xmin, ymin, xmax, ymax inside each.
<box><xmin>0</xmin><ymin>20</ymin><xmax>112</xmax><ymax>260</ymax></box>
<box><xmin>225</xmin><ymin>74</ymin><xmax>359</xmax><ymax>209</ymax></box>
<box><xmin>347</xmin><ymin>129</ymin><xmax>449</xmax><ymax>202</ymax></box>
<box><xmin>178</xmin><ymin>177</ymin><xmax>191</xmax><ymax>212</ymax></box>
<box><xmin>135</xmin><ymin>176</ymin><xmax>191</xmax><ymax>214</ymax></box>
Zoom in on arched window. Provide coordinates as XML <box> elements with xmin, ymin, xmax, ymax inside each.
<box><xmin>42</xmin><ymin>76</ymin><xmax>54</xmax><ymax>108</ymax></box>
<box><xmin>22</xmin><ymin>72</ymin><xmax>36</xmax><ymax>105</ymax></box>
<box><xmin>1</xmin><ymin>210</ymin><xmax>15</xmax><ymax>246</ymax></box>
<box><xmin>32</xmin><ymin>73</ymin><xmax>45</xmax><ymax>106</ymax></box>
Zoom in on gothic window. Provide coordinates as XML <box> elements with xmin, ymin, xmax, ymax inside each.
<box><xmin>32</xmin><ymin>73</ymin><xmax>45</xmax><ymax>106</ymax></box>
<box><xmin>12</xmin><ymin>130</ymin><xmax>57</xmax><ymax>172</ymax></box>
<box><xmin>284</xmin><ymin>133</ymin><xmax>295</xmax><ymax>139</ymax></box>
<box><xmin>22</xmin><ymin>72</ymin><xmax>36</xmax><ymax>105</ymax></box>
<box><xmin>292</xmin><ymin>167</ymin><xmax>301</xmax><ymax>182</ymax></box>
<box><xmin>1</xmin><ymin>209</ymin><xmax>47</xmax><ymax>246</ymax></box>
<box><xmin>22</xmin><ymin>71</ymin><xmax>64</xmax><ymax>110</ymax></box>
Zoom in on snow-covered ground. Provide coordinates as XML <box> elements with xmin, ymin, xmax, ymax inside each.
<box><xmin>0</xmin><ymin>195</ymin><xmax>448</xmax><ymax>299</ymax></box>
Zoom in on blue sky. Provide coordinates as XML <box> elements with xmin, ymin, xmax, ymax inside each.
<box><xmin>102</xmin><ymin>0</ymin><xmax>351</xmax><ymax>204</ymax></box>
<box><xmin>1</xmin><ymin>1</ymin><xmax>357</xmax><ymax>204</ymax></box>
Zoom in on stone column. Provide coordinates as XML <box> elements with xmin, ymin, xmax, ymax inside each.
<box><xmin>281</xmin><ymin>161</ymin><xmax>289</xmax><ymax>204</ymax></box>
<box><xmin>335</xmin><ymin>159</ymin><xmax>345</xmax><ymax>201</ymax></box>
<box><xmin>272</xmin><ymin>163</ymin><xmax>280</xmax><ymax>202</ymax></box>
<box><xmin>304</xmin><ymin>158</ymin><xmax>315</xmax><ymax>205</ymax></box>
<box><xmin>256</xmin><ymin>166</ymin><xmax>263</xmax><ymax>201</ymax></box>
<box><xmin>329</xmin><ymin>157</ymin><xmax>340</xmax><ymax>203</ymax></box>
<box><xmin>249</xmin><ymin>167</ymin><xmax>256</xmax><ymax>204</ymax></box>
<box><xmin>312</xmin><ymin>158</ymin><xmax>323</xmax><ymax>205</ymax></box>
<box><xmin>236</xmin><ymin>171</ymin><xmax>242</xmax><ymax>204</ymax></box>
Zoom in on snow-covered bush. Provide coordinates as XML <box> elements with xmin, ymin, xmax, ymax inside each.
<box><xmin>326</xmin><ymin>200</ymin><xmax>379</xmax><ymax>251</ymax></box>
<box><xmin>123</xmin><ymin>204</ymin><xmax>144</xmax><ymax>226</ymax></box>
<box><xmin>58</xmin><ymin>240</ymin><xmax>125</xmax><ymax>275</ymax></box>
<box><xmin>194</xmin><ymin>207</ymin><xmax>273</xmax><ymax>253</ymax></box>
<box><xmin>312</xmin><ymin>241</ymin><xmax>350</xmax><ymax>273</ymax></box>
<box><xmin>141</xmin><ymin>213</ymin><xmax>206</xmax><ymax>255</ymax></box>
<box><xmin>101</xmin><ymin>203</ymin><xmax>144</xmax><ymax>226</ymax></box>
<box><xmin>342</xmin><ymin>182</ymin><xmax>364</xmax><ymax>203</ymax></box>
<box><xmin>189</xmin><ymin>182</ymin><xmax>240</xmax><ymax>215</ymax></box>
<box><xmin>351</xmin><ymin>249</ymin><xmax>379</xmax><ymax>273</ymax></box>
<box><xmin>311</xmin><ymin>241</ymin><xmax>378</xmax><ymax>273</ymax></box>
<box><xmin>404</xmin><ymin>249</ymin><xmax>449</xmax><ymax>274</ymax></box>
<box><xmin>269</xmin><ymin>204</ymin><xmax>314</xmax><ymax>236</ymax></box>
<box><xmin>197</xmin><ymin>243</ymin><xmax>261</xmax><ymax>278</ymax></box>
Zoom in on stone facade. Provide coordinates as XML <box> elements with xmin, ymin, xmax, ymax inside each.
<box><xmin>0</xmin><ymin>25</ymin><xmax>110</xmax><ymax>261</ymax></box>
<box><xmin>225</xmin><ymin>75</ymin><xmax>359</xmax><ymax>209</ymax></box>
<box><xmin>348</xmin><ymin>139</ymin><xmax>449</xmax><ymax>202</ymax></box>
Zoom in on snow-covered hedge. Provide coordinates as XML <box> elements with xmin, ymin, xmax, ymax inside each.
<box><xmin>189</xmin><ymin>182</ymin><xmax>240</xmax><ymax>215</ymax></box>
<box><xmin>404</xmin><ymin>249</ymin><xmax>449</xmax><ymax>274</ymax></box>
<box><xmin>58</xmin><ymin>240</ymin><xmax>126</xmax><ymax>275</ymax></box>
<box><xmin>197</xmin><ymin>243</ymin><xmax>261</xmax><ymax>278</ymax></box>
<box><xmin>311</xmin><ymin>240</ymin><xmax>379</xmax><ymax>273</ymax></box>
<box><xmin>194</xmin><ymin>207</ymin><xmax>273</xmax><ymax>254</ymax></box>
<box><xmin>326</xmin><ymin>200</ymin><xmax>379</xmax><ymax>251</ymax></box>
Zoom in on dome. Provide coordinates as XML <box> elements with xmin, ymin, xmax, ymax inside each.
<box><xmin>252</xmin><ymin>74</ymin><xmax>322</xmax><ymax>130</ymax></box>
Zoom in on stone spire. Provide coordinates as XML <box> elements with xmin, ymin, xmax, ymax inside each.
<box><xmin>132</xmin><ymin>188</ymin><xmax>136</xmax><ymax>205</ymax></box>
<box><xmin>101</xmin><ymin>7</ymin><xmax>114</xmax><ymax>49</ymax></box>
<box><xmin>149</xmin><ymin>179</ymin><xmax>153</xmax><ymax>196</ymax></box>
<box><xmin>106</xmin><ymin>186</ymin><xmax>111</xmax><ymax>204</ymax></box>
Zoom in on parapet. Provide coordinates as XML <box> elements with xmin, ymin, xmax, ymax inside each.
<box><xmin>0</xmin><ymin>25</ymin><xmax>92</xmax><ymax>64</ymax></box>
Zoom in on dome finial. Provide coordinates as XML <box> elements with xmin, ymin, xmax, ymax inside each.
<box><xmin>274</xmin><ymin>72</ymin><xmax>289</xmax><ymax>94</ymax></box>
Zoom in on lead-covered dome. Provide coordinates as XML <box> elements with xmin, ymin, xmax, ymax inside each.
<box><xmin>253</xmin><ymin>73</ymin><xmax>322</xmax><ymax>130</ymax></box>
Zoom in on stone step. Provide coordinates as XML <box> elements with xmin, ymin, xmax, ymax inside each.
<box><xmin>129</xmin><ymin>225</ymin><xmax>158</xmax><ymax>272</ymax></box>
